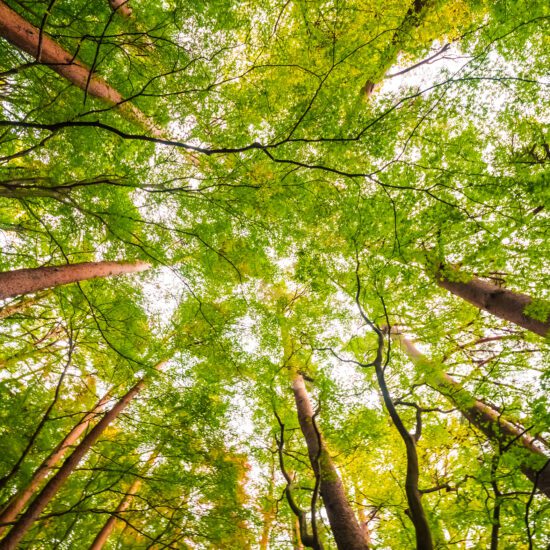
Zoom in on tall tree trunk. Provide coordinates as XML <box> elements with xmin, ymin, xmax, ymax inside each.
<box><xmin>0</xmin><ymin>362</ymin><xmax>164</xmax><ymax>549</ymax></box>
<box><xmin>0</xmin><ymin>391</ymin><xmax>112</xmax><ymax>534</ymax></box>
<box><xmin>108</xmin><ymin>0</ymin><xmax>132</xmax><ymax>18</ymax></box>
<box><xmin>362</xmin><ymin>0</ymin><xmax>428</xmax><ymax>97</ymax></box>
<box><xmin>259</xmin><ymin>454</ymin><xmax>276</xmax><ymax>550</ymax></box>
<box><xmin>0</xmin><ymin>2</ymin><xmax>158</xmax><ymax>134</ymax></box>
<box><xmin>291</xmin><ymin>517</ymin><xmax>305</xmax><ymax>550</ymax></box>
<box><xmin>0</xmin><ymin>260</ymin><xmax>149</xmax><ymax>300</ymax></box>
<box><xmin>392</xmin><ymin>331</ymin><xmax>550</xmax><ymax>498</ymax></box>
<box><xmin>259</xmin><ymin>508</ymin><xmax>274</xmax><ymax>550</ymax></box>
<box><xmin>0</xmin><ymin>291</ymin><xmax>49</xmax><ymax>320</ymax></box>
<box><xmin>356</xmin><ymin>503</ymin><xmax>373</xmax><ymax>546</ymax></box>
<box><xmin>89</xmin><ymin>451</ymin><xmax>157</xmax><ymax>550</ymax></box>
<box><xmin>291</xmin><ymin>373</ymin><xmax>370</xmax><ymax>550</ymax></box>
<box><xmin>371</xmin><ymin>357</ymin><xmax>434</xmax><ymax>550</ymax></box>
<box><xmin>435</xmin><ymin>266</ymin><xmax>550</xmax><ymax>338</ymax></box>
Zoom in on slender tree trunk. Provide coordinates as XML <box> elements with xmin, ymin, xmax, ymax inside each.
<box><xmin>108</xmin><ymin>0</ymin><xmax>132</xmax><ymax>18</ymax></box>
<box><xmin>259</xmin><ymin>455</ymin><xmax>276</xmax><ymax>550</ymax></box>
<box><xmin>0</xmin><ymin>392</ymin><xmax>111</xmax><ymax>534</ymax></box>
<box><xmin>89</xmin><ymin>451</ymin><xmax>157</xmax><ymax>550</ymax></box>
<box><xmin>0</xmin><ymin>2</ymin><xmax>158</xmax><ymax>134</ymax></box>
<box><xmin>435</xmin><ymin>266</ymin><xmax>549</xmax><ymax>337</ymax></box>
<box><xmin>259</xmin><ymin>508</ymin><xmax>274</xmax><ymax>550</ymax></box>
<box><xmin>291</xmin><ymin>373</ymin><xmax>370</xmax><ymax>550</ymax></box>
<box><xmin>393</xmin><ymin>331</ymin><xmax>550</xmax><ymax>498</ymax></box>
<box><xmin>0</xmin><ymin>324</ymin><xmax>63</xmax><ymax>370</ymax></box>
<box><xmin>0</xmin><ymin>362</ymin><xmax>164</xmax><ymax>549</ymax></box>
<box><xmin>292</xmin><ymin>517</ymin><xmax>304</xmax><ymax>550</ymax></box>
<box><xmin>372</xmin><ymin>360</ymin><xmax>433</xmax><ymax>550</ymax></box>
<box><xmin>0</xmin><ymin>291</ymin><xmax>49</xmax><ymax>320</ymax></box>
<box><xmin>357</xmin><ymin>504</ymin><xmax>373</xmax><ymax>546</ymax></box>
<box><xmin>362</xmin><ymin>0</ymin><xmax>428</xmax><ymax>97</ymax></box>
<box><xmin>0</xmin><ymin>260</ymin><xmax>149</xmax><ymax>300</ymax></box>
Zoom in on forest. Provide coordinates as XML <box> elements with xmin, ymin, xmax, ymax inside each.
<box><xmin>0</xmin><ymin>0</ymin><xmax>548</xmax><ymax>548</ymax></box>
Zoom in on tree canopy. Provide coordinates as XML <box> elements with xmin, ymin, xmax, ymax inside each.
<box><xmin>0</xmin><ymin>0</ymin><xmax>548</xmax><ymax>548</ymax></box>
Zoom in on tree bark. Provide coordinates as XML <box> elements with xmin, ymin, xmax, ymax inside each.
<box><xmin>0</xmin><ymin>2</ymin><xmax>158</xmax><ymax>134</ymax></box>
<box><xmin>89</xmin><ymin>451</ymin><xmax>157</xmax><ymax>550</ymax></box>
<box><xmin>0</xmin><ymin>292</ymin><xmax>50</xmax><ymax>320</ymax></box>
<box><xmin>372</xmin><ymin>357</ymin><xmax>433</xmax><ymax>550</ymax></box>
<box><xmin>393</xmin><ymin>331</ymin><xmax>550</xmax><ymax>498</ymax></box>
<box><xmin>356</xmin><ymin>501</ymin><xmax>373</xmax><ymax>546</ymax></box>
<box><xmin>0</xmin><ymin>362</ymin><xmax>164</xmax><ymax>549</ymax></box>
<box><xmin>362</xmin><ymin>0</ymin><xmax>429</xmax><ymax>97</ymax></box>
<box><xmin>259</xmin><ymin>454</ymin><xmax>276</xmax><ymax>550</ymax></box>
<box><xmin>0</xmin><ymin>391</ymin><xmax>111</xmax><ymax>534</ymax></box>
<box><xmin>291</xmin><ymin>374</ymin><xmax>370</xmax><ymax>550</ymax></box>
<box><xmin>0</xmin><ymin>260</ymin><xmax>149</xmax><ymax>300</ymax></box>
<box><xmin>292</xmin><ymin>517</ymin><xmax>305</xmax><ymax>550</ymax></box>
<box><xmin>435</xmin><ymin>266</ymin><xmax>550</xmax><ymax>338</ymax></box>
<box><xmin>108</xmin><ymin>0</ymin><xmax>132</xmax><ymax>18</ymax></box>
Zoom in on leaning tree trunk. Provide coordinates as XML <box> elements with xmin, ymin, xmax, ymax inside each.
<box><xmin>0</xmin><ymin>362</ymin><xmax>164</xmax><ymax>549</ymax></box>
<box><xmin>362</xmin><ymin>0</ymin><xmax>428</xmax><ymax>97</ymax></box>
<box><xmin>435</xmin><ymin>266</ymin><xmax>550</xmax><ymax>338</ymax></box>
<box><xmin>392</xmin><ymin>331</ymin><xmax>550</xmax><ymax>498</ymax></box>
<box><xmin>89</xmin><ymin>450</ymin><xmax>157</xmax><ymax>550</ymax></box>
<box><xmin>291</xmin><ymin>373</ymin><xmax>370</xmax><ymax>550</ymax></box>
<box><xmin>0</xmin><ymin>260</ymin><xmax>149</xmax><ymax>300</ymax></box>
<box><xmin>0</xmin><ymin>291</ymin><xmax>50</xmax><ymax>320</ymax></box>
<box><xmin>108</xmin><ymin>0</ymin><xmax>133</xmax><ymax>18</ymax></box>
<box><xmin>0</xmin><ymin>391</ymin><xmax>112</xmax><ymax>534</ymax></box>
<box><xmin>0</xmin><ymin>2</ymin><xmax>158</xmax><ymax>134</ymax></box>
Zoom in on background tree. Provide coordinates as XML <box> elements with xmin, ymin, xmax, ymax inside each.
<box><xmin>0</xmin><ymin>0</ymin><xmax>548</xmax><ymax>547</ymax></box>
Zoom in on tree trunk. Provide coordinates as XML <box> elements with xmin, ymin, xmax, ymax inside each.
<box><xmin>259</xmin><ymin>455</ymin><xmax>276</xmax><ymax>550</ymax></box>
<box><xmin>0</xmin><ymin>291</ymin><xmax>49</xmax><ymax>320</ymax></box>
<box><xmin>356</xmin><ymin>505</ymin><xmax>373</xmax><ymax>546</ymax></box>
<box><xmin>0</xmin><ymin>260</ymin><xmax>149</xmax><ymax>300</ymax></box>
<box><xmin>362</xmin><ymin>0</ymin><xmax>428</xmax><ymax>97</ymax></box>
<box><xmin>292</xmin><ymin>517</ymin><xmax>305</xmax><ymax>550</ymax></box>
<box><xmin>0</xmin><ymin>362</ymin><xmax>164</xmax><ymax>549</ymax></box>
<box><xmin>436</xmin><ymin>267</ymin><xmax>550</xmax><ymax>338</ymax></box>
<box><xmin>89</xmin><ymin>451</ymin><xmax>157</xmax><ymax>550</ymax></box>
<box><xmin>372</xmin><ymin>358</ymin><xmax>434</xmax><ymax>550</ymax></box>
<box><xmin>259</xmin><ymin>508</ymin><xmax>274</xmax><ymax>550</ymax></box>
<box><xmin>0</xmin><ymin>2</ymin><xmax>158</xmax><ymax>135</ymax></box>
<box><xmin>108</xmin><ymin>0</ymin><xmax>132</xmax><ymax>18</ymax></box>
<box><xmin>291</xmin><ymin>374</ymin><xmax>370</xmax><ymax>550</ymax></box>
<box><xmin>393</xmin><ymin>332</ymin><xmax>550</xmax><ymax>498</ymax></box>
<box><xmin>290</xmin><ymin>516</ymin><xmax>304</xmax><ymax>550</ymax></box>
<box><xmin>0</xmin><ymin>392</ymin><xmax>111</xmax><ymax>534</ymax></box>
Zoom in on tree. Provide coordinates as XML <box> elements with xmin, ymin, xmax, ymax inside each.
<box><xmin>435</xmin><ymin>264</ymin><xmax>550</xmax><ymax>338</ymax></box>
<box><xmin>390</xmin><ymin>328</ymin><xmax>550</xmax><ymax>497</ymax></box>
<box><xmin>0</xmin><ymin>361</ymin><xmax>164</xmax><ymax>549</ymax></box>
<box><xmin>0</xmin><ymin>1</ymin><xmax>158</xmax><ymax>134</ymax></box>
<box><xmin>0</xmin><ymin>389</ymin><xmax>112</xmax><ymax>534</ymax></box>
<box><xmin>0</xmin><ymin>0</ymin><xmax>549</xmax><ymax>548</ymax></box>
<box><xmin>0</xmin><ymin>261</ymin><xmax>149</xmax><ymax>299</ymax></box>
<box><xmin>89</xmin><ymin>449</ymin><xmax>158</xmax><ymax>550</ymax></box>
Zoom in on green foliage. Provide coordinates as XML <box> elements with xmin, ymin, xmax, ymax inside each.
<box><xmin>0</xmin><ymin>0</ymin><xmax>549</xmax><ymax>548</ymax></box>
<box><xmin>524</xmin><ymin>298</ymin><xmax>550</xmax><ymax>323</ymax></box>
